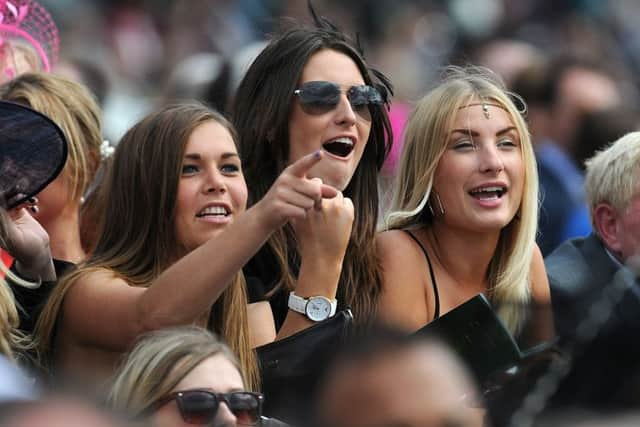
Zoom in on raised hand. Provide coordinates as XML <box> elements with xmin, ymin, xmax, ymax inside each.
<box><xmin>253</xmin><ymin>150</ymin><xmax>338</xmax><ymax>230</ymax></box>
<box><xmin>292</xmin><ymin>190</ymin><xmax>354</xmax><ymax>262</ymax></box>
<box><xmin>0</xmin><ymin>197</ymin><xmax>55</xmax><ymax>281</ymax></box>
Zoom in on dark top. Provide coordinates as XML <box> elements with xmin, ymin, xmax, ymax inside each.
<box><xmin>404</xmin><ymin>230</ymin><xmax>440</xmax><ymax>320</ymax></box>
<box><xmin>9</xmin><ymin>258</ymin><xmax>74</xmax><ymax>335</ymax></box>
<box><xmin>546</xmin><ymin>233</ymin><xmax>640</xmax><ymax>409</ymax></box>
<box><xmin>244</xmin><ymin>244</ymin><xmax>348</xmax><ymax>331</ymax></box>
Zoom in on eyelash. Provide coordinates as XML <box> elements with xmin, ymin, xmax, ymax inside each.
<box><xmin>452</xmin><ymin>138</ymin><xmax>519</xmax><ymax>150</ymax></box>
<box><xmin>181</xmin><ymin>164</ymin><xmax>240</xmax><ymax>175</ymax></box>
<box><xmin>221</xmin><ymin>164</ymin><xmax>240</xmax><ymax>173</ymax></box>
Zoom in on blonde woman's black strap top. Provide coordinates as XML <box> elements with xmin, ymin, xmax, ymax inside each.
<box><xmin>404</xmin><ymin>230</ymin><xmax>440</xmax><ymax>320</ymax></box>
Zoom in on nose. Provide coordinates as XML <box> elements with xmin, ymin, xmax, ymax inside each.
<box><xmin>203</xmin><ymin>168</ymin><xmax>227</xmax><ymax>194</ymax></box>
<box><xmin>334</xmin><ymin>93</ymin><xmax>357</xmax><ymax>126</ymax></box>
<box><xmin>478</xmin><ymin>144</ymin><xmax>504</xmax><ymax>174</ymax></box>
<box><xmin>213</xmin><ymin>401</ymin><xmax>237</xmax><ymax>427</ymax></box>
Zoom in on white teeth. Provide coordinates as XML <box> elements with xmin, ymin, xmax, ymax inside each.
<box><xmin>327</xmin><ymin>137</ymin><xmax>353</xmax><ymax>146</ymax></box>
<box><xmin>198</xmin><ymin>206</ymin><xmax>228</xmax><ymax>216</ymax></box>
<box><xmin>471</xmin><ymin>186</ymin><xmax>504</xmax><ymax>194</ymax></box>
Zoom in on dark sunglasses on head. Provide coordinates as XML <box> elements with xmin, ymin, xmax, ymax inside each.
<box><xmin>149</xmin><ymin>389</ymin><xmax>264</xmax><ymax>425</ymax></box>
<box><xmin>293</xmin><ymin>80</ymin><xmax>383</xmax><ymax>121</ymax></box>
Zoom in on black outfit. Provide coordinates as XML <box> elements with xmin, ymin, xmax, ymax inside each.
<box><xmin>9</xmin><ymin>258</ymin><xmax>74</xmax><ymax>335</ymax></box>
<box><xmin>545</xmin><ymin>234</ymin><xmax>640</xmax><ymax>409</ymax></box>
<box><xmin>244</xmin><ymin>246</ymin><xmax>352</xmax><ymax>425</ymax></box>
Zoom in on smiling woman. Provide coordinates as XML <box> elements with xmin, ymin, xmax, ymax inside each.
<box><xmin>33</xmin><ymin>102</ymin><xmax>339</xmax><ymax>391</ymax></box>
<box><xmin>377</xmin><ymin>66</ymin><xmax>550</xmax><ymax>338</ymax></box>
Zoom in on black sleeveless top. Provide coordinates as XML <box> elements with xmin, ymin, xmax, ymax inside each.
<box><xmin>404</xmin><ymin>230</ymin><xmax>440</xmax><ymax>320</ymax></box>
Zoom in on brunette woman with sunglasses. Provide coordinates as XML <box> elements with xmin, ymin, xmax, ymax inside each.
<box><xmin>110</xmin><ymin>326</ymin><xmax>284</xmax><ymax>427</ymax></box>
<box><xmin>232</xmin><ymin>4</ymin><xmax>392</xmax><ymax>340</ymax></box>
<box><xmin>34</xmin><ymin>103</ymin><xmax>337</xmax><ymax>391</ymax></box>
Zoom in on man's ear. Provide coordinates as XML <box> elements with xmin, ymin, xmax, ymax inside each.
<box><xmin>593</xmin><ymin>203</ymin><xmax>622</xmax><ymax>253</ymax></box>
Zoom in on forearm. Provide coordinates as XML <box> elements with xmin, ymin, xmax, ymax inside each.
<box><xmin>139</xmin><ymin>206</ymin><xmax>274</xmax><ymax>328</ymax></box>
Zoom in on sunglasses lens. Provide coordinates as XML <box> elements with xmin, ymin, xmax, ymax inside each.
<box><xmin>348</xmin><ymin>85</ymin><xmax>382</xmax><ymax>121</ymax></box>
<box><xmin>179</xmin><ymin>391</ymin><xmax>219</xmax><ymax>424</ymax></box>
<box><xmin>228</xmin><ymin>392</ymin><xmax>261</xmax><ymax>425</ymax></box>
<box><xmin>296</xmin><ymin>81</ymin><xmax>340</xmax><ymax>115</ymax></box>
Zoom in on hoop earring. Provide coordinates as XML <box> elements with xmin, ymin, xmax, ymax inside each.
<box><xmin>427</xmin><ymin>192</ymin><xmax>445</xmax><ymax>218</ymax></box>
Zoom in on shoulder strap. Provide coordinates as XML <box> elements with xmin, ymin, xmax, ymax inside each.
<box><xmin>403</xmin><ymin>230</ymin><xmax>440</xmax><ymax>319</ymax></box>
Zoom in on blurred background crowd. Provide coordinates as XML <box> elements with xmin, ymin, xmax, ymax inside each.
<box><xmin>45</xmin><ymin>0</ymin><xmax>640</xmax><ymax>254</ymax></box>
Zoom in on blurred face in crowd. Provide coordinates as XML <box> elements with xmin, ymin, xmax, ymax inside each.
<box><xmin>152</xmin><ymin>354</ymin><xmax>249</xmax><ymax>427</ymax></box>
<box><xmin>604</xmin><ymin>189</ymin><xmax>640</xmax><ymax>263</ymax></box>
<box><xmin>319</xmin><ymin>342</ymin><xmax>484</xmax><ymax>427</ymax></box>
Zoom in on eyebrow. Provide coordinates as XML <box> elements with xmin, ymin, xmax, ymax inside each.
<box><xmin>450</xmin><ymin>126</ymin><xmax>518</xmax><ymax>137</ymax></box>
<box><xmin>183</xmin><ymin>152</ymin><xmax>239</xmax><ymax>160</ymax></box>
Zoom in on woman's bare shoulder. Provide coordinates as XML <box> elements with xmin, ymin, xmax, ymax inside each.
<box><xmin>376</xmin><ymin>229</ymin><xmax>431</xmax><ymax>331</ymax></box>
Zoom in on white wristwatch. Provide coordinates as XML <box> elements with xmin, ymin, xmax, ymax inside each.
<box><xmin>288</xmin><ymin>291</ymin><xmax>337</xmax><ymax>322</ymax></box>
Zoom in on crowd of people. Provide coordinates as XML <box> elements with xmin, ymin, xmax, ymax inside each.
<box><xmin>2</xmin><ymin>1</ymin><xmax>640</xmax><ymax>426</ymax></box>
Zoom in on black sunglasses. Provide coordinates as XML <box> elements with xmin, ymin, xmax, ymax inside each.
<box><xmin>149</xmin><ymin>389</ymin><xmax>264</xmax><ymax>425</ymax></box>
<box><xmin>293</xmin><ymin>80</ymin><xmax>383</xmax><ymax>121</ymax></box>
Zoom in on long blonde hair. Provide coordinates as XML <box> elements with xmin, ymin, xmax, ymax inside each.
<box><xmin>109</xmin><ymin>326</ymin><xmax>245</xmax><ymax>417</ymax></box>
<box><xmin>385</xmin><ymin>66</ymin><xmax>539</xmax><ymax>333</ymax></box>
<box><xmin>35</xmin><ymin>103</ymin><xmax>258</xmax><ymax>389</ymax></box>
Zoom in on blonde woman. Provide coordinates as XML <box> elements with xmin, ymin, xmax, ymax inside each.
<box><xmin>377</xmin><ymin>66</ymin><xmax>550</xmax><ymax>338</ymax></box>
<box><xmin>109</xmin><ymin>326</ymin><xmax>268</xmax><ymax>427</ymax></box>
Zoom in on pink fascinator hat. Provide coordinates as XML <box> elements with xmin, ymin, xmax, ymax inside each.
<box><xmin>0</xmin><ymin>0</ymin><xmax>58</xmax><ymax>80</ymax></box>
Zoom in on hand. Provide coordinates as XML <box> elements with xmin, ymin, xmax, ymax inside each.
<box><xmin>253</xmin><ymin>151</ymin><xmax>338</xmax><ymax>230</ymax></box>
<box><xmin>0</xmin><ymin>197</ymin><xmax>54</xmax><ymax>281</ymax></box>
<box><xmin>292</xmin><ymin>190</ymin><xmax>354</xmax><ymax>262</ymax></box>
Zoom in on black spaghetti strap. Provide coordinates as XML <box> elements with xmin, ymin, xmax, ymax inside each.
<box><xmin>403</xmin><ymin>230</ymin><xmax>440</xmax><ymax>319</ymax></box>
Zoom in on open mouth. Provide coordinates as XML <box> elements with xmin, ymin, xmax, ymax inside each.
<box><xmin>469</xmin><ymin>186</ymin><xmax>507</xmax><ymax>200</ymax></box>
<box><xmin>322</xmin><ymin>137</ymin><xmax>354</xmax><ymax>158</ymax></box>
<box><xmin>196</xmin><ymin>206</ymin><xmax>229</xmax><ymax>218</ymax></box>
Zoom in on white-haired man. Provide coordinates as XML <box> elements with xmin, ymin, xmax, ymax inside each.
<box><xmin>546</xmin><ymin>131</ymin><xmax>640</xmax><ymax>408</ymax></box>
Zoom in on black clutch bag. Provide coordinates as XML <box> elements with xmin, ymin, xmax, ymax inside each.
<box><xmin>256</xmin><ymin>309</ymin><xmax>354</xmax><ymax>423</ymax></box>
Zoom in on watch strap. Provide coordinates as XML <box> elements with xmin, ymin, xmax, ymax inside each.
<box><xmin>288</xmin><ymin>292</ymin><xmax>338</xmax><ymax>318</ymax></box>
<box><xmin>288</xmin><ymin>291</ymin><xmax>308</xmax><ymax>314</ymax></box>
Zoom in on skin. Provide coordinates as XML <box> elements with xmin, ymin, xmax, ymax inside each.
<box><xmin>377</xmin><ymin>104</ymin><xmax>550</xmax><ymax>332</ymax></box>
<box><xmin>153</xmin><ymin>354</ymin><xmax>245</xmax><ymax>427</ymax></box>
<box><xmin>593</xmin><ymin>190</ymin><xmax>640</xmax><ymax>263</ymax></box>
<box><xmin>29</xmin><ymin>168</ymin><xmax>86</xmax><ymax>264</ymax></box>
<box><xmin>1</xmin><ymin>201</ymin><xmax>55</xmax><ymax>282</ymax></box>
<box><xmin>174</xmin><ymin>121</ymin><xmax>248</xmax><ymax>255</ymax></box>
<box><xmin>275</xmin><ymin>49</ymin><xmax>360</xmax><ymax>339</ymax></box>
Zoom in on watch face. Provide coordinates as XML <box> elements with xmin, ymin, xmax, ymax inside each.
<box><xmin>306</xmin><ymin>297</ymin><xmax>332</xmax><ymax>322</ymax></box>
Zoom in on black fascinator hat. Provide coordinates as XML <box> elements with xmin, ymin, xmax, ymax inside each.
<box><xmin>0</xmin><ymin>100</ymin><xmax>68</xmax><ymax>209</ymax></box>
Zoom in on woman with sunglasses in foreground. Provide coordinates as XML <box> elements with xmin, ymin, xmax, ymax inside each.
<box><xmin>377</xmin><ymin>66</ymin><xmax>551</xmax><ymax>339</ymax></box>
<box><xmin>233</xmin><ymin>5</ymin><xmax>392</xmax><ymax>340</ymax></box>
<box><xmin>110</xmin><ymin>326</ymin><xmax>289</xmax><ymax>427</ymax></box>
<box><xmin>34</xmin><ymin>103</ymin><xmax>337</xmax><ymax>391</ymax></box>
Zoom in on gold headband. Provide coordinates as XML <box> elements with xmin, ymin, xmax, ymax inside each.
<box><xmin>459</xmin><ymin>102</ymin><xmax>506</xmax><ymax>119</ymax></box>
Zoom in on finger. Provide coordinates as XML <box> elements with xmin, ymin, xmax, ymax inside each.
<box><xmin>286</xmin><ymin>150</ymin><xmax>323</xmax><ymax>178</ymax></box>
<box><xmin>320</xmin><ymin>183</ymin><xmax>338</xmax><ymax>199</ymax></box>
<box><xmin>281</xmin><ymin>188</ymin><xmax>316</xmax><ymax>211</ymax></box>
<box><xmin>344</xmin><ymin>196</ymin><xmax>354</xmax><ymax>214</ymax></box>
